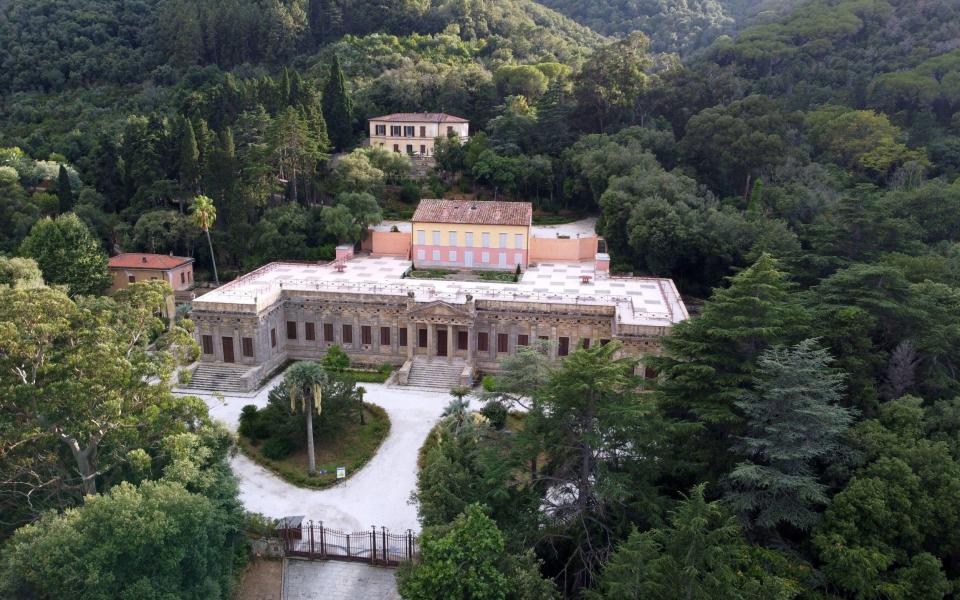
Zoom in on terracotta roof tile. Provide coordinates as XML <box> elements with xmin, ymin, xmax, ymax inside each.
<box><xmin>369</xmin><ymin>112</ymin><xmax>469</xmax><ymax>123</ymax></box>
<box><xmin>109</xmin><ymin>253</ymin><xmax>193</xmax><ymax>270</ymax></box>
<box><xmin>412</xmin><ymin>199</ymin><xmax>532</xmax><ymax>226</ymax></box>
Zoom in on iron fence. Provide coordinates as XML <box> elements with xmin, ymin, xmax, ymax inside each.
<box><xmin>279</xmin><ymin>522</ymin><xmax>418</xmax><ymax>566</ymax></box>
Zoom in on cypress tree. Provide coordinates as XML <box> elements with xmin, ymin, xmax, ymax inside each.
<box><xmin>56</xmin><ymin>164</ymin><xmax>73</xmax><ymax>214</ymax></box>
<box><xmin>322</xmin><ymin>54</ymin><xmax>353</xmax><ymax>151</ymax></box>
<box><xmin>179</xmin><ymin>118</ymin><xmax>200</xmax><ymax>197</ymax></box>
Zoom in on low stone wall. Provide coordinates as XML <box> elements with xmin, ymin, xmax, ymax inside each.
<box><xmin>370</xmin><ymin>230</ymin><xmax>411</xmax><ymax>257</ymax></box>
<box><xmin>529</xmin><ymin>235</ymin><xmax>598</xmax><ymax>263</ymax></box>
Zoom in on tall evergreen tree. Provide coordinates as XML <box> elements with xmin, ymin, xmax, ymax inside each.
<box><xmin>18</xmin><ymin>214</ymin><xmax>110</xmax><ymax>297</ymax></box>
<box><xmin>651</xmin><ymin>253</ymin><xmax>809</xmax><ymax>481</ymax></box>
<box><xmin>322</xmin><ymin>54</ymin><xmax>353</xmax><ymax>151</ymax></box>
<box><xmin>56</xmin><ymin>164</ymin><xmax>74</xmax><ymax>214</ymax></box>
<box><xmin>726</xmin><ymin>340</ymin><xmax>854</xmax><ymax>535</ymax></box>
<box><xmin>179</xmin><ymin>118</ymin><xmax>201</xmax><ymax>199</ymax></box>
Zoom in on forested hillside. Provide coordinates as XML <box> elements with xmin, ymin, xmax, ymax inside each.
<box><xmin>3</xmin><ymin>0</ymin><xmax>960</xmax><ymax>597</ymax></box>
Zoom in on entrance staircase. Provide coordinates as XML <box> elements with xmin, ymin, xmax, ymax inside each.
<box><xmin>404</xmin><ymin>357</ymin><xmax>468</xmax><ymax>390</ymax></box>
<box><xmin>181</xmin><ymin>362</ymin><xmax>254</xmax><ymax>394</ymax></box>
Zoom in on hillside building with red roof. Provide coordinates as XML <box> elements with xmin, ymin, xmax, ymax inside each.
<box><xmin>108</xmin><ymin>253</ymin><xmax>194</xmax><ymax>293</ymax></box>
<box><xmin>368</xmin><ymin>112</ymin><xmax>469</xmax><ymax>157</ymax></box>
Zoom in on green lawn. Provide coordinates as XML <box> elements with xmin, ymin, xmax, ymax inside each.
<box><xmin>474</xmin><ymin>270</ymin><xmax>518</xmax><ymax>283</ymax></box>
<box><xmin>407</xmin><ymin>268</ymin><xmax>457</xmax><ymax>279</ymax></box>
<box><xmin>239</xmin><ymin>404</ymin><xmax>390</xmax><ymax>489</ymax></box>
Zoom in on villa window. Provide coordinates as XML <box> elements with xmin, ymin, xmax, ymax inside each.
<box><xmin>305</xmin><ymin>322</ymin><xmax>316</xmax><ymax>341</ymax></box>
<box><xmin>361</xmin><ymin>325</ymin><xmax>372</xmax><ymax>345</ymax></box>
<box><xmin>518</xmin><ymin>334</ymin><xmax>529</xmax><ymax>346</ymax></box>
<box><xmin>559</xmin><ymin>337</ymin><xmax>570</xmax><ymax>356</ymax></box>
<box><xmin>432</xmin><ymin>230</ymin><xmax>440</xmax><ymax>245</ymax></box>
<box><xmin>342</xmin><ymin>324</ymin><xmax>353</xmax><ymax>344</ymax></box>
<box><xmin>457</xmin><ymin>331</ymin><xmax>468</xmax><ymax>350</ymax></box>
<box><xmin>180</xmin><ymin>272</ymin><xmax>186</xmax><ymax>284</ymax></box>
<box><xmin>514</xmin><ymin>253</ymin><xmax>522</xmax><ymax>265</ymax></box>
<box><xmin>447</xmin><ymin>126</ymin><xmax>453</xmax><ymax>134</ymax></box>
<box><xmin>419</xmin><ymin>126</ymin><xmax>426</xmax><ymax>137</ymax></box>
<box><xmin>600</xmin><ymin>338</ymin><xmax>610</xmax><ymax>346</ymax></box>
<box><xmin>242</xmin><ymin>337</ymin><xmax>254</xmax><ymax>357</ymax></box>
<box><xmin>497</xmin><ymin>334</ymin><xmax>508</xmax><ymax>353</ymax></box>
<box><xmin>286</xmin><ymin>321</ymin><xmax>297</xmax><ymax>340</ymax></box>
<box><xmin>399</xmin><ymin>328</ymin><xmax>407</xmax><ymax>347</ymax></box>
<box><xmin>418</xmin><ymin>328</ymin><xmax>428</xmax><ymax>348</ymax></box>
<box><xmin>202</xmin><ymin>335</ymin><xmax>214</xmax><ymax>354</ymax></box>
<box><xmin>375</xmin><ymin>124</ymin><xmax>386</xmax><ymax>136</ymax></box>
<box><xmin>404</xmin><ymin>126</ymin><xmax>415</xmax><ymax>137</ymax></box>
<box><xmin>432</xmin><ymin>250</ymin><xmax>440</xmax><ymax>261</ymax></box>
<box><xmin>380</xmin><ymin>327</ymin><xmax>391</xmax><ymax>345</ymax></box>
<box><xmin>449</xmin><ymin>231</ymin><xmax>457</xmax><ymax>245</ymax></box>
<box><xmin>498</xmin><ymin>233</ymin><xmax>507</xmax><ymax>248</ymax></box>
<box><xmin>481</xmin><ymin>252</ymin><xmax>489</xmax><ymax>264</ymax></box>
<box><xmin>465</xmin><ymin>232</ymin><xmax>473</xmax><ymax>246</ymax></box>
<box><xmin>482</xmin><ymin>232</ymin><xmax>490</xmax><ymax>248</ymax></box>
<box><xmin>514</xmin><ymin>233</ymin><xmax>523</xmax><ymax>249</ymax></box>
<box><xmin>582</xmin><ymin>338</ymin><xmax>591</xmax><ymax>350</ymax></box>
<box><xmin>417</xmin><ymin>249</ymin><xmax>426</xmax><ymax>260</ymax></box>
<box><xmin>406</xmin><ymin>144</ymin><xmax>413</xmax><ymax>154</ymax></box>
<box><xmin>448</xmin><ymin>250</ymin><xmax>456</xmax><ymax>261</ymax></box>
<box><xmin>393</xmin><ymin>144</ymin><xmax>399</xmax><ymax>152</ymax></box>
<box><xmin>390</xmin><ymin>126</ymin><xmax>402</xmax><ymax>136</ymax></box>
<box><xmin>477</xmin><ymin>332</ymin><xmax>489</xmax><ymax>352</ymax></box>
<box><xmin>270</xmin><ymin>329</ymin><xmax>277</xmax><ymax>348</ymax></box>
<box><xmin>128</xmin><ymin>275</ymin><xmax>136</xmax><ymax>283</ymax></box>
<box><xmin>420</xmin><ymin>144</ymin><xmax>426</xmax><ymax>155</ymax></box>
<box><xmin>417</xmin><ymin>230</ymin><xmax>425</xmax><ymax>244</ymax></box>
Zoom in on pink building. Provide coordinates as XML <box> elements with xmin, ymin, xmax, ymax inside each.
<box><xmin>108</xmin><ymin>253</ymin><xmax>194</xmax><ymax>293</ymax></box>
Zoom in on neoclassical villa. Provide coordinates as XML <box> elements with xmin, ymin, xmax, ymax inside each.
<box><xmin>368</xmin><ymin>112</ymin><xmax>469</xmax><ymax>156</ymax></box>
<box><xmin>188</xmin><ymin>200</ymin><xmax>688</xmax><ymax>391</ymax></box>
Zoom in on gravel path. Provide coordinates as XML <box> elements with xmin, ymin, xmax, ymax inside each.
<box><xmin>177</xmin><ymin>373</ymin><xmax>451</xmax><ymax>532</ymax></box>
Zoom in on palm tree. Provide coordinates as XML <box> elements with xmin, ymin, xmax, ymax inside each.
<box><xmin>286</xmin><ymin>361</ymin><xmax>327</xmax><ymax>475</ymax></box>
<box><xmin>190</xmin><ymin>194</ymin><xmax>219</xmax><ymax>285</ymax></box>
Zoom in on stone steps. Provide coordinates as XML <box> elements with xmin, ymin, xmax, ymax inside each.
<box><xmin>405</xmin><ymin>359</ymin><xmax>465</xmax><ymax>390</ymax></box>
<box><xmin>180</xmin><ymin>362</ymin><xmax>253</xmax><ymax>393</ymax></box>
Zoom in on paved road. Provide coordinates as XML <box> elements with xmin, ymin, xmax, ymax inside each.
<box><xmin>177</xmin><ymin>374</ymin><xmax>452</xmax><ymax>533</ymax></box>
<box><xmin>283</xmin><ymin>560</ymin><xmax>399</xmax><ymax>600</ymax></box>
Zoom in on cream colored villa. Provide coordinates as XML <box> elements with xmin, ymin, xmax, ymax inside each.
<box><xmin>368</xmin><ymin>112</ymin><xmax>469</xmax><ymax>156</ymax></box>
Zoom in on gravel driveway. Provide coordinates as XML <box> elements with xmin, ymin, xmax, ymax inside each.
<box><xmin>177</xmin><ymin>373</ymin><xmax>452</xmax><ymax>532</ymax></box>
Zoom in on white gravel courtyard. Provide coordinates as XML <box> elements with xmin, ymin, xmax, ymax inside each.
<box><xmin>176</xmin><ymin>372</ymin><xmax>452</xmax><ymax>533</ymax></box>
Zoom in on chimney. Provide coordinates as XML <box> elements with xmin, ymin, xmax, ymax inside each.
<box><xmin>595</xmin><ymin>253</ymin><xmax>610</xmax><ymax>276</ymax></box>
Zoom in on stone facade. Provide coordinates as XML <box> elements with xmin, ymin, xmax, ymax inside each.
<box><xmin>190</xmin><ymin>257</ymin><xmax>686</xmax><ymax>391</ymax></box>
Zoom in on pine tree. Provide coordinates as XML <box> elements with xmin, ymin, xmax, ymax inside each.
<box><xmin>726</xmin><ymin>340</ymin><xmax>854</xmax><ymax>534</ymax></box>
<box><xmin>651</xmin><ymin>253</ymin><xmax>809</xmax><ymax>481</ymax></box>
<box><xmin>322</xmin><ymin>54</ymin><xmax>353</xmax><ymax>151</ymax></box>
<box><xmin>535</xmin><ymin>78</ymin><xmax>574</xmax><ymax>155</ymax></box>
<box><xmin>56</xmin><ymin>165</ymin><xmax>73</xmax><ymax>214</ymax></box>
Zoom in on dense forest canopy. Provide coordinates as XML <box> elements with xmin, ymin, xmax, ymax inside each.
<box><xmin>3</xmin><ymin>0</ymin><xmax>960</xmax><ymax>597</ymax></box>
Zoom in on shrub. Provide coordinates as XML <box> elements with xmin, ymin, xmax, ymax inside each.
<box><xmin>261</xmin><ymin>437</ymin><xmax>294</xmax><ymax>460</ymax></box>
<box><xmin>238</xmin><ymin>405</ymin><xmax>261</xmax><ymax>439</ymax></box>
<box><xmin>177</xmin><ymin>369</ymin><xmax>192</xmax><ymax>385</ymax></box>
<box><xmin>481</xmin><ymin>401</ymin><xmax>508</xmax><ymax>430</ymax></box>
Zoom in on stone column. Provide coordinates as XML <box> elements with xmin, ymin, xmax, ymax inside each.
<box><xmin>550</xmin><ymin>325</ymin><xmax>559</xmax><ymax>360</ymax></box>
<box><xmin>427</xmin><ymin>322</ymin><xmax>435</xmax><ymax>359</ymax></box>
<box><xmin>407</xmin><ymin>322</ymin><xmax>415</xmax><ymax>360</ymax></box>
<box><xmin>446</xmin><ymin>324</ymin><xmax>454</xmax><ymax>363</ymax></box>
<box><xmin>466</xmin><ymin>325</ymin><xmax>474</xmax><ymax>364</ymax></box>
<box><xmin>490</xmin><ymin>323</ymin><xmax>497</xmax><ymax>360</ymax></box>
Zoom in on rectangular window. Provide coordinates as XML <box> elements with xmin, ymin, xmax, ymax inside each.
<box><xmin>417</xmin><ymin>249</ymin><xmax>426</xmax><ymax>260</ymax></box>
<box><xmin>514</xmin><ymin>253</ymin><xmax>522</xmax><ymax>266</ymax></box>
<box><xmin>403</xmin><ymin>125</ymin><xmax>415</xmax><ymax>137</ymax></box>
<box><xmin>539</xmin><ymin>335</ymin><xmax>549</xmax><ymax>341</ymax></box>
<box><xmin>420</xmin><ymin>144</ymin><xmax>426</xmax><ymax>155</ymax></box>
<box><xmin>188</xmin><ymin>271</ymin><xmax>192</xmax><ymax>282</ymax></box>
<box><xmin>514</xmin><ymin>233</ymin><xmax>523</xmax><ymax>249</ymax></box>
<box><xmin>432</xmin><ymin>250</ymin><xmax>440</xmax><ymax>261</ymax></box>
<box><xmin>128</xmin><ymin>275</ymin><xmax>136</xmax><ymax>283</ymax></box>
<box><xmin>202</xmin><ymin>335</ymin><xmax>214</xmax><ymax>354</ymax></box>
<box><xmin>406</xmin><ymin>144</ymin><xmax>413</xmax><ymax>154</ymax></box>
<box><xmin>342</xmin><ymin>324</ymin><xmax>353</xmax><ymax>344</ymax></box>
<box><xmin>180</xmin><ymin>272</ymin><xmax>186</xmax><ymax>284</ymax></box>
<box><xmin>418</xmin><ymin>328</ymin><xmax>428</xmax><ymax>348</ymax></box>
<box><xmin>399</xmin><ymin>328</ymin><xmax>407</xmax><ymax>347</ymax></box>
<box><xmin>286</xmin><ymin>321</ymin><xmax>297</xmax><ymax>340</ymax></box>
<box><xmin>481</xmin><ymin>252</ymin><xmax>489</xmax><ymax>264</ymax></box>
<box><xmin>499</xmin><ymin>252</ymin><xmax>507</xmax><ymax>267</ymax></box>
<box><xmin>432</xmin><ymin>230</ymin><xmax>440</xmax><ymax>245</ymax></box>
<box><xmin>498</xmin><ymin>233</ymin><xmax>507</xmax><ymax>248</ymax></box>
<box><xmin>242</xmin><ymin>337</ymin><xmax>254</xmax><ymax>357</ymax></box>
<box><xmin>375</xmin><ymin>124</ymin><xmax>386</xmax><ymax>136</ymax></box>
<box><xmin>417</xmin><ymin>230</ymin><xmax>426</xmax><ymax>244</ymax></box>
<box><xmin>559</xmin><ymin>336</ymin><xmax>570</xmax><ymax>356</ymax></box>
<box><xmin>644</xmin><ymin>366</ymin><xmax>657</xmax><ymax>380</ymax></box>
<box><xmin>305</xmin><ymin>322</ymin><xmax>316</xmax><ymax>341</ymax></box>
<box><xmin>324</xmin><ymin>323</ymin><xmax>334</xmax><ymax>342</ymax></box>
<box><xmin>393</xmin><ymin>144</ymin><xmax>399</xmax><ymax>152</ymax></box>
<box><xmin>270</xmin><ymin>329</ymin><xmax>277</xmax><ymax>348</ymax></box>
<box><xmin>448</xmin><ymin>250</ymin><xmax>456</xmax><ymax>261</ymax></box>
<box><xmin>420</xmin><ymin>126</ymin><xmax>426</xmax><ymax>137</ymax></box>
<box><xmin>465</xmin><ymin>232</ymin><xmax>473</xmax><ymax>246</ymax></box>
<box><xmin>497</xmin><ymin>333</ymin><xmax>508</xmax><ymax>353</ymax></box>
<box><xmin>582</xmin><ymin>338</ymin><xmax>591</xmax><ymax>350</ymax></box>
<box><xmin>482</xmin><ymin>232</ymin><xmax>490</xmax><ymax>247</ymax></box>
<box><xmin>448</xmin><ymin>231</ymin><xmax>457</xmax><ymax>246</ymax></box>
<box><xmin>390</xmin><ymin>125</ymin><xmax>402</xmax><ymax>136</ymax></box>
<box><xmin>380</xmin><ymin>327</ymin><xmax>391</xmax><ymax>345</ymax></box>
<box><xmin>600</xmin><ymin>339</ymin><xmax>610</xmax><ymax>346</ymax></box>
<box><xmin>518</xmin><ymin>334</ymin><xmax>529</xmax><ymax>346</ymax></box>
<box><xmin>447</xmin><ymin>126</ymin><xmax>453</xmax><ymax>134</ymax></box>
<box><xmin>457</xmin><ymin>331</ymin><xmax>468</xmax><ymax>350</ymax></box>
<box><xmin>477</xmin><ymin>332</ymin><xmax>489</xmax><ymax>352</ymax></box>
<box><xmin>361</xmin><ymin>325</ymin><xmax>372</xmax><ymax>345</ymax></box>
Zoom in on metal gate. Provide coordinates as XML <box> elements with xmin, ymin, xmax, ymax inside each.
<box><xmin>279</xmin><ymin>522</ymin><xmax>418</xmax><ymax>567</ymax></box>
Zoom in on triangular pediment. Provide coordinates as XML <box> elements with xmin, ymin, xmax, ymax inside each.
<box><xmin>408</xmin><ymin>300</ymin><xmax>472</xmax><ymax>319</ymax></box>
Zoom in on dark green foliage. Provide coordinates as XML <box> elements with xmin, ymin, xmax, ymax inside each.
<box><xmin>480</xmin><ymin>401</ymin><xmax>508</xmax><ymax>430</ymax></box>
<box><xmin>322</xmin><ymin>54</ymin><xmax>354</xmax><ymax>150</ymax></box>
<box><xmin>261</xmin><ymin>436</ymin><xmax>295</xmax><ymax>460</ymax></box>
<box><xmin>18</xmin><ymin>213</ymin><xmax>110</xmax><ymax>296</ymax></box>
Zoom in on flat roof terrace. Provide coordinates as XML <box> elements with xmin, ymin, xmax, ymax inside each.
<box><xmin>191</xmin><ymin>256</ymin><xmax>687</xmax><ymax>328</ymax></box>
